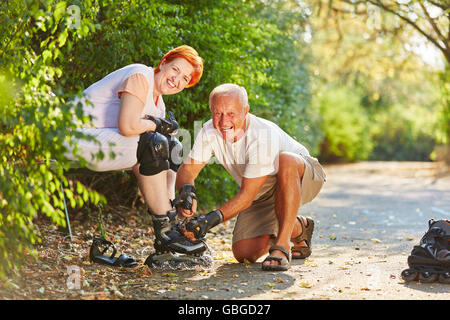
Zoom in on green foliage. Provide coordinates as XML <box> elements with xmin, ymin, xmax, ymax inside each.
<box><xmin>1</xmin><ymin>0</ymin><xmax>314</xmax><ymax>277</ymax></box>
<box><xmin>369</xmin><ymin>105</ymin><xmax>437</xmax><ymax>161</ymax></box>
<box><xmin>369</xmin><ymin>87</ymin><xmax>442</xmax><ymax>162</ymax></box>
<box><xmin>370</xmin><ymin>110</ymin><xmax>435</xmax><ymax>161</ymax></box>
<box><xmin>315</xmin><ymin>86</ymin><xmax>373</xmax><ymax>162</ymax></box>
<box><xmin>0</xmin><ymin>0</ymin><xmax>105</xmax><ymax>279</ymax></box>
<box><xmin>438</xmin><ymin>67</ymin><xmax>450</xmax><ymax>145</ymax></box>
<box><xmin>306</xmin><ymin>0</ymin><xmax>447</xmax><ymax>162</ymax></box>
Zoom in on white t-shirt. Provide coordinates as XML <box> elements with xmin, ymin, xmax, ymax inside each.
<box><xmin>188</xmin><ymin>113</ymin><xmax>310</xmax><ymax>199</ymax></box>
<box><xmin>74</xmin><ymin>64</ymin><xmax>165</xmax><ymax>128</ymax></box>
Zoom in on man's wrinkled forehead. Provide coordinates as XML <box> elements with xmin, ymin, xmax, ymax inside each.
<box><xmin>209</xmin><ymin>83</ymin><xmax>248</xmax><ymax>111</ymax></box>
<box><xmin>210</xmin><ymin>94</ymin><xmax>247</xmax><ymax>115</ymax></box>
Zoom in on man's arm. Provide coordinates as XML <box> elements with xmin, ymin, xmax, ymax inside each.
<box><xmin>218</xmin><ymin>175</ymin><xmax>268</xmax><ymax>222</ymax></box>
<box><xmin>175</xmin><ymin>157</ymin><xmax>207</xmax><ymax>189</ymax></box>
<box><xmin>182</xmin><ymin>174</ymin><xmax>268</xmax><ymax>241</ymax></box>
<box><xmin>175</xmin><ymin>157</ymin><xmax>207</xmax><ymax>216</ymax></box>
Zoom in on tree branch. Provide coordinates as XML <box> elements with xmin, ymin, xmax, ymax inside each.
<box><xmin>426</xmin><ymin>1</ymin><xmax>450</xmax><ymax>11</ymax></box>
<box><xmin>365</xmin><ymin>0</ymin><xmax>449</xmax><ymax>62</ymax></box>
<box><xmin>419</xmin><ymin>1</ymin><xmax>447</xmax><ymax>46</ymax></box>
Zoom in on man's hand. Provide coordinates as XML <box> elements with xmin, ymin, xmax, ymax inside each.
<box><xmin>182</xmin><ymin>209</ymin><xmax>224</xmax><ymax>240</ymax></box>
<box><xmin>145</xmin><ymin>111</ymin><xmax>178</xmax><ymax>136</ymax></box>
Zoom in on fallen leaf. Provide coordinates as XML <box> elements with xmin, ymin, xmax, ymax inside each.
<box><xmin>162</xmin><ymin>273</ymin><xmax>178</xmax><ymax>277</ymax></box>
<box><xmin>141</xmin><ymin>267</ymin><xmax>152</xmax><ymax>277</ymax></box>
<box><xmin>299</xmin><ymin>282</ymin><xmax>313</xmax><ymax>288</ymax></box>
<box><xmin>81</xmin><ymin>291</ymin><xmax>110</xmax><ymax>300</ymax></box>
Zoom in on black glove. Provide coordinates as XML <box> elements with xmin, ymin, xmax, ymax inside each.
<box><xmin>185</xmin><ymin>209</ymin><xmax>224</xmax><ymax>239</ymax></box>
<box><xmin>173</xmin><ymin>184</ymin><xmax>196</xmax><ymax>211</ymax></box>
<box><xmin>145</xmin><ymin>111</ymin><xmax>178</xmax><ymax>136</ymax></box>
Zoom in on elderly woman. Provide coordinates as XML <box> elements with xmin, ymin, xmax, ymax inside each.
<box><xmin>67</xmin><ymin>45</ymin><xmax>207</xmax><ymax>267</ymax></box>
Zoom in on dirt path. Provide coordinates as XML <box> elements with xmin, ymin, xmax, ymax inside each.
<box><xmin>1</xmin><ymin>161</ymin><xmax>449</xmax><ymax>301</ymax></box>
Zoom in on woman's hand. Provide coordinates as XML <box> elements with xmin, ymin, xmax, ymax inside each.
<box><xmin>145</xmin><ymin>111</ymin><xmax>179</xmax><ymax>136</ymax></box>
<box><xmin>173</xmin><ymin>184</ymin><xmax>197</xmax><ymax>218</ymax></box>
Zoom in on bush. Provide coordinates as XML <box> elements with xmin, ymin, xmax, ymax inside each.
<box><xmin>0</xmin><ymin>0</ymin><xmax>104</xmax><ymax>279</ymax></box>
<box><xmin>315</xmin><ymin>86</ymin><xmax>373</xmax><ymax>162</ymax></box>
<box><xmin>370</xmin><ymin>104</ymin><xmax>438</xmax><ymax>161</ymax></box>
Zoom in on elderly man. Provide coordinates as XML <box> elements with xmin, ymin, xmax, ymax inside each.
<box><xmin>174</xmin><ymin>83</ymin><xmax>326</xmax><ymax>271</ymax></box>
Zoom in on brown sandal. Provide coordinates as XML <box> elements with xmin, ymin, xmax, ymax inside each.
<box><xmin>262</xmin><ymin>245</ymin><xmax>291</xmax><ymax>271</ymax></box>
<box><xmin>291</xmin><ymin>217</ymin><xmax>314</xmax><ymax>259</ymax></box>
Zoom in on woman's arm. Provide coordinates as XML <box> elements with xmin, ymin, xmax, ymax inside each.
<box><xmin>117</xmin><ymin>92</ymin><xmax>156</xmax><ymax>136</ymax></box>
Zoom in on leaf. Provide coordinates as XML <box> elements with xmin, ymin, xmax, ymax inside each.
<box><xmin>63</xmin><ymin>255</ymin><xmax>73</xmax><ymax>261</ymax></box>
<box><xmin>299</xmin><ymin>282</ymin><xmax>313</xmax><ymax>288</ymax></box>
<box><xmin>141</xmin><ymin>267</ymin><xmax>152</xmax><ymax>277</ymax></box>
<box><xmin>163</xmin><ymin>273</ymin><xmax>178</xmax><ymax>277</ymax></box>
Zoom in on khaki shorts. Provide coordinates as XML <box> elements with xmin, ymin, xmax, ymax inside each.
<box><xmin>232</xmin><ymin>154</ymin><xmax>326</xmax><ymax>244</ymax></box>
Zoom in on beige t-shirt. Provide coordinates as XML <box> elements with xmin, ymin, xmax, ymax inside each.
<box><xmin>117</xmin><ymin>73</ymin><xmax>150</xmax><ymax>105</ymax></box>
<box><xmin>77</xmin><ymin>64</ymin><xmax>165</xmax><ymax>128</ymax></box>
<box><xmin>188</xmin><ymin>113</ymin><xmax>310</xmax><ymax>199</ymax></box>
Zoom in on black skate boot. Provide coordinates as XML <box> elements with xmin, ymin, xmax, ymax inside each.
<box><xmin>144</xmin><ymin>209</ymin><xmax>213</xmax><ymax>270</ymax></box>
<box><xmin>401</xmin><ymin>219</ymin><xmax>450</xmax><ymax>283</ymax></box>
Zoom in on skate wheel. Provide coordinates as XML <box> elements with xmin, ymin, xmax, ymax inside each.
<box><xmin>401</xmin><ymin>269</ymin><xmax>418</xmax><ymax>282</ymax></box>
<box><xmin>438</xmin><ymin>272</ymin><xmax>450</xmax><ymax>284</ymax></box>
<box><xmin>418</xmin><ymin>271</ymin><xmax>438</xmax><ymax>283</ymax></box>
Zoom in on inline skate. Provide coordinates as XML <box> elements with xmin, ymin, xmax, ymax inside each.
<box><xmin>144</xmin><ymin>209</ymin><xmax>213</xmax><ymax>270</ymax></box>
<box><xmin>401</xmin><ymin>219</ymin><xmax>450</xmax><ymax>283</ymax></box>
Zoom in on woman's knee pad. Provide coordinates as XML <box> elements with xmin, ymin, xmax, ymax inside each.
<box><xmin>136</xmin><ymin>131</ymin><xmax>170</xmax><ymax>176</ymax></box>
<box><xmin>168</xmin><ymin>135</ymin><xmax>183</xmax><ymax>172</ymax></box>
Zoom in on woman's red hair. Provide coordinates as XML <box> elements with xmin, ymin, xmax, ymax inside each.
<box><xmin>154</xmin><ymin>45</ymin><xmax>204</xmax><ymax>88</ymax></box>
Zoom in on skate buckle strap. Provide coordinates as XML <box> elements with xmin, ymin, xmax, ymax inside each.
<box><xmin>167</xmin><ymin>209</ymin><xmax>178</xmax><ymax>221</ymax></box>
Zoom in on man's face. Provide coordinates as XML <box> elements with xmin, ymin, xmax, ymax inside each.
<box><xmin>211</xmin><ymin>94</ymin><xmax>249</xmax><ymax>142</ymax></box>
<box><xmin>154</xmin><ymin>57</ymin><xmax>193</xmax><ymax>96</ymax></box>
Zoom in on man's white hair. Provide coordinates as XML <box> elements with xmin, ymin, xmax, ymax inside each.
<box><xmin>209</xmin><ymin>83</ymin><xmax>248</xmax><ymax>111</ymax></box>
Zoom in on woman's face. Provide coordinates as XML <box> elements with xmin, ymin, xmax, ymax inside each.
<box><xmin>154</xmin><ymin>57</ymin><xmax>194</xmax><ymax>96</ymax></box>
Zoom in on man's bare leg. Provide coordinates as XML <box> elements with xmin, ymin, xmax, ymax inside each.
<box><xmin>232</xmin><ymin>235</ymin><xmax>272</xmax><ymax>263</ymax></box>
<box><xmin>262</xmin><ymin>152</ymin><xmax>305</xmax><ymax>267</ymax></box>
<box><xmin>232</xmin><ymin>221</ymin><xmax>308</xmax><ymax>263</ymax></box>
